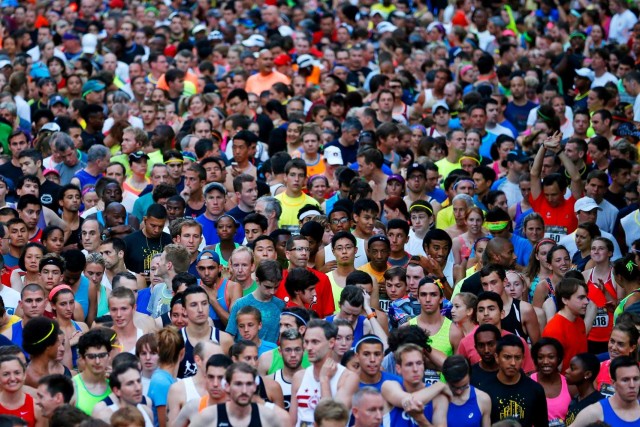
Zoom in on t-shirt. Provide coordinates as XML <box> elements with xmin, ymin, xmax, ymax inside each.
<box><xmin>457</xmin><ymin>326</ymin><xmax>536</xmax><ymax>373</ymax></box>
<box><xmin>245</xmin><ymin>71</ymin><xmax>290</xmax><ymax>96</ymax></box>
<box><xmin>147</xmin><ymin>283</ymin><xmax>173</xmax><ymax>318</ymax></box>
<box><xmin>123</xmin><ymin>230</ymin><xmax>172</xmax><ymax>275</ymax></box>
<box><xmin>0</xmin><ymin>286</ymin><xmax>20</xmax><ymax>315</ymax></box>
<box><xmin>196</xmin><ymin>214</ymin><xmax>245</xmax><ymax>246</ymax></box>
<box><xmin>225</xmin><ymin>293</ymin><xmax>284</xmax><ymax>343</ymax></box>
<box><xmin>479</xmin><ymin>131</ymin><xmax>498</xmax><ymax>160</ymax></box>
<box><xmin>274</xmin><ymin>192</ymin><xmax>319</xmax><ymax>233</ymax></box>
<box><xmin>470</xmin><ymin>363</ymin><xmax>498</xmax><ymax>389</ymax></box>
<box><xmin>505</xmin><ymin>101</ymin><xmax>538</xmax><ymax>134</ymax></box>
<box><xmin>529</xmin><ymin>192</ymin><xmax>577</xmax><ymax>241</ymax></box>
<box><xmin>481</xmin><ymin>373</ymin><xmax>548</xmax><ymax>427</ymax></box>
<box><xmin>325</xmin><ymin>139</ymin><xmax>359</xmax><ymax>165</ymax></box>
<box><xmin>148</xmin><ymin>369</ymin><xmax>175</xmax><ymax>427</ymax></box>
<box><xmin>434</xmin><ymin>158</ymin><xmax>461</xmax><ymax>182</ymax></box>
<box><xmin>276</xmin><ymin>268</ymin><xmax>334</xmax><ymax>318</ymax></box>
<box><xmin>565</xmin><ymin>391</ymin><xmax>604</xmax><ymax>426</ymax></box>
<box><xmin>542</xmin><ymin>313</ymin><xmax>587</xmax><ymax>371</ymax></box>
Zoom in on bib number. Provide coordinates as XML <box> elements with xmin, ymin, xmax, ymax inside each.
<box><xmin>592</xmin><ymin>308</ymin><xmax>609</xmax><ymax>328</ymax></box>
<box><xmin>423</xmin><ymin>369</ymin><xmax>441</xmax><ymax>386</ymax></box>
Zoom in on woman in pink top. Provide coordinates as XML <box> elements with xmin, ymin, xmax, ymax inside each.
<box><xmin>595</xmin><ymin>321</ymin><xmax>639</xmax><ymax>398</ymax></box>
<box><xmin>531</xmin><ymin>337</ymin><xmax>572</xmax><ymax>425</ymax></box>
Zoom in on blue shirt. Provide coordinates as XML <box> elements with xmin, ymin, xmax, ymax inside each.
<box><xmin>136</xmin><ymin>287</ymin><xmax>152</xmax><ymax>315</ymax></box>
<box><xmin>505</xmin><ymin>101</ymin><xmax>537</xmax><ymax>134</ymax></box>
<box><xmin>258</xmin><ymin>340</ymin><xmax>278</xmax><ymax>356</ymax></box>
<box><xmin>428</xmin><ymin>188</ymin><xmax>447</xmax><ymax>203</ymax></box>
<box><xmin>226</xmin><ymin>294</ymin><xmax>285</xmax><ymax>343</ymax></box>
<box><xmin>196</xmin><ymin>214</ymin><xmax>245</xmax><ymax>246</ymax></box>
<box><xmin>360</xmin><ymin>371</ymin><xmax>402</xmax><ymax>392</ymax></box>
<box><xmin>479</xmin><ymin>132</ymin><xmax>498</xmax><ymax>160</ymax></box>
<box><xmin>148</xmin><ymin>369</ymin><xmax>176</xmax><ymax>427</ymax></box>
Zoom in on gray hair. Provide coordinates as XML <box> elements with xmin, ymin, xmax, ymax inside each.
<box><xmin>0</xmin><ymin>102</ymin><xmax>17</xmax><ymax>116</ymax></box>
<box><xmin>257</xmin><ymin>196</ymin><xmax>282</xmax><ymax>220</ymax></box>
<box><xmin>452</xmin><ymin>193</ymin><xmax>474</xmax><ymax>207</ymax></box>
<box><xmin>112</xmin><ymin>91</ymin><xmax>131</xmax><ymax>103</ymax></box>
<box><xmin>87</xmin><ymin>144</ymin><xmax>111</xmax><ymax>163</ymax></box>
<box><xmin>341</xmin><ymin>117</ymin><xmax>363</xmax><ymax>133</ymax></box>
<box><xmin>352</xmin><ymin>386</ymin><xmax>382</xmax><ymax>408</ymax></box>
<box><xmin>111</xmin><ymin>102</ymin><xmax>129</xmax><ymax>117</ymax></box>
<box><xmin>52</xmin><ymin>132</ymin><xmax>75</xmax><ymax>152</ymax></box>
<box><xmin>180</xmin><ymin>134</ymin><xmax>195</xmax><ymax>150</ymax></box>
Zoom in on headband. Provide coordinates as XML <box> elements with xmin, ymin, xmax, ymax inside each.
<box><xmin>409</xmin><ymin>201</ymin><xmax>433</xmax><ymax>215</ymax></box>
<box><xmin>534</xmin><ymin>238</ymin><xmax>556</xmax><ymax>253</ymax></box>
<box><xmin>82</xmin><ymin>187</ymin><xmax>96</xmax><ymax>196</ymax></box>
<box><xmin>48</xmin><ymin>284</ymin><xmax>72</xmax><ymax>302</ymax></box>
<box><xmin>354</xmin><ymin>335</ymin><xmax>384</xmax><ymax>352</ymax></box>
<box><xmin>459</xmin><ymin>156</ymin><xmax>480</xmax><ymax>165</ymax></box>
<box><xmin>164</xmin><ymin>158</ymin><xmax>184</xmax><ymax>164</ymax></box>
<box><xmin>460</xmin><ymin>64</ymin><xmax>474</xmax><ymax>76</ymax></box>
<box><xmin>281</xmin><ymin>311</ymin><xmax>307</xmax><ymax>326</ymax></box>
<box><xmin>464</xmin><ymin>38</ymin><xmax>478</xmax><ymax>49</ymax></box>
<box><xmin>299</xmin><ymin>210</ymin><xmax>322</xmax><ymax>221</ymax></box>
<box><xmin>307</xmin><ymin>175</ymin><xmax>328</xmax><ymax>187</ymax></box>
<box><xmin>485</xmin><ymin>221</ymin><xmax>509</xmax><ymax>232</ymax></box>
<box><xmin>453</xmin><ymin>178</ymin><xmax>476</xmax><ymax>190</ymax></box>
<box><xmin>29</xmin><ymin>322</ymin><xmax>56</xmax><ymax>346</ymax></box>
<box><xmin>537</xmin><ymin>109</ymin><xmax>551</xmax><ymax>121</ymax></box>
<box><xmin>182</xmin><ymin>152</ymin><xmax>197</xmax><ymax>162</ymax></box>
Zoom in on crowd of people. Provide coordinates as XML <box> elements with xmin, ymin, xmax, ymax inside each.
<box><xmin>0</xmin><ymin>0</ymin><xmax>639</xmax><ymax>426</ymax></box>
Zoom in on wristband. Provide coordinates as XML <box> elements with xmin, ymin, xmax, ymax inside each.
<box><xmin>367</xmin><ymin>311</ymin><xmax>377</xmax><ymax>319</ymax></box>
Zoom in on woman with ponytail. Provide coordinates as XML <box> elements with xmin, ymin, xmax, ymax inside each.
<box><xmin>613</xmin><ymin>254</ymin><xmax>640</xmax><ymax>322</ymax></box>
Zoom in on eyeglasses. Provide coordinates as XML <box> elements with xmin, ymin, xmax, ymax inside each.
<box><xmin>290</xmin><ymin>247</ymin><xmax>311</xmax><ymax>253</ymax></box>
<box><xmin>331</xmin><ymin>218</ymin><xmax>350</xmax><ymax>225</ymax></box>
<box><xmin>84</xmin><ymin>352</ymin><xmax>109</xmax><ymax>360</ymax></box>
<box><xmin>449</xmin><ymin>383</ymin><xmax>470</xmax><ymax>392</ymax></box>
<box><xmin>334</xmin><ymin>245</ymin><xmax>355</xmax><ymax>252</ymax></box>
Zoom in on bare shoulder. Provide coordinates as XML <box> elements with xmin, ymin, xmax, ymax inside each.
<box><xmin>260</xmin><ymin>403</ymin><xmax>285</xmax><ymax>427</ymax></box>
<box><xmin>474</xmin><ymin>387</ymin><xmax>492</xmax><ymax>411</ymax></box>
<box><xmin>189</xmin><ymin>404</ymin><xmax>219</xmax><ymax>427</ymax></box>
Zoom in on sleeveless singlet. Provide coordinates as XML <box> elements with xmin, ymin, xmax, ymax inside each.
<box><xmin>0</xmin><ymin>393</ymin><xmax>36</xmax><ymax>427</ymax></box>
<box><xmin>217</xmin><ymin>402</ymin><xmax>262</xmax><ymax>427</ymax></box>
<box><xmin>501</xmin><ymin>299</ymin><xmax>529</xmax><ymax>342</ymax></box>
<box><xmin>458</xmin><ymin>235</ymin><xmax>471</xmax><ymax>259</ymax></box>
<box><xmin>586</xmin><ymin>268</ymin><xmax>616</xmax><ymax>343</ymax></box>
<box><xmin>256</xmin><ymin>376</ymin><xmax>270</xmax><ymax>403</ymax></box>
<box><xmin>178</xmin><ymin>326</ymin><xmax>221</xmax><ymax>379</ymax></box>
<box><xmin>182</xmin><ymin>376</ymin><xmax>202</xmax><ymax>403</ymax></box>
<box><xmin>615</xmin><ymin>289</ymin><xmax>640</xmax><ymax>322</ymax></box>
<box><xmin>272</xmin><ymin>369</ymin><xmax>292</xmax><ymax>410</ymax></box>
<box><xmin>327</xmin><ymin>271</ymin><xmax>343</xmax><ymax>314</ymax></box>
<box><xmin>408</xmin><ymin>316</ymin><xmax>454</xmax><ymax>356</ymax></box>
<box><xmin>213</xmin><ymin>243</ymin><xmax>239</xmax><ymax>267</ymax></box>
<box><xmin>326</xmin><ymin>314</ymin><xmax>365</xmax><ymax>344</ymax></box>
<box><xmin>531</xmin><ymin>372</ymin><xmax>571</xmax><ymax>423</ymax></box>
<box><xmin>210</xmin><ymin>278</ymin><xmax>230</xmax><ymax>324</ymax></box>
<box><xmin>600</xmin><ymin>398</ymin><xmax>640</xmax><ymax>426</ymax></box>
<box><xmin>446</xmin><ymin>386</ymin><xmax>483</xmax><ymax>427</ymax></box>
<box><xmin>73</xmin><ymin>374</ymin><xmax>111</xmax><ymax>415</ymax></box>
<box><xmin>70</xmin><ymin>320</ymin><xmax>83</xmax><ymax>368</ymax></box>
<box><xmin>296</xmin><ymin>364</ymin><xmax>346</xmax><ymax>427</ymax></box>
<box><xmin>74</xmin><ymin>277</ymin><xmax>90</xmax><ymax>319</ymax></box>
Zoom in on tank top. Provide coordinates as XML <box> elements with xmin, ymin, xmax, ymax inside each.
<box><xmin>70</xmin><ymin>320</ymin><xmax>83</xmax><ymax>368</ymax></box>
<box><xmin>600</xmin><ymin>398</ymin><xmax>640</xmax><ymax>426</ymax></box>
<box><xmin>256</xmin><ymin>376</ymin><xmax>270</xmax><ymax>403</ymax></box>
<box><xmin>327</xmin><ymin>271</ymin><xmax>343</xmax><ymax>314</ymax></box>
<box><xmin>182</xmin><ymin>376</ymin><xmax>202</xmax><ymax>403</ymax></box>
<box><xmin>501</xmin><ymin>299</ymin><xmax>529</xmax><ymax>343</ymax></box>
<box><xmin>73</xmin><ymin>374</ymin><xmax>111</xmax><ymax>415</ymax></box>
<box><xmin>614</xmin><ymin>289</ymin><xmax>640</xmax><ymax>322</ymax></box>
<box><xmin>586</xmin><ymin>268</ymin><xmax>616</xmax><ymax>343</ymax></box>
<box><xmin>213</xmin><ymin>243</ymin><xmax>239</xmax><ymax>267</ymax></box>
<box><xmin>408</xmin><ymin>316</ymin><xmax>454</xmax><ymax>356</ymax></box>
<box><xmin>326</xmin><ymin>314</ymin><xmax>365</xmax><ymax>344</ymax></box>
<box><xmin>272</xmin><ymin>369</ymin><xmax>292</xmax><ymax>410</ymax></box>
<box><xmin>74</xmin><ymin>276</ymin><xmax>90</xmax><ymax>320</ymax></box>
<box><xmin>178</xmin><ymin>326</ymin><xmax>221</xmax><ymax>379</ymax></box>
<box><xmin>0</xmin><ymin>393</ymin><xmax>36</xmax><ymax>427</ymax></box>
<box><xmin>596</xmin><ymin>359</ymin><xmax>616</xmax><ymax>398</ymax></box>
<box><xmin>447</xmin><ymin>386</ymin><xmax>482</xmax><ymax>427</ymax></box>
<box><xmin>217</xmin><ymin>402</ymin><xmax>262</xmax><ymax>427</ymax></box>
<box><xmin>296</xmin><ymin>364</ymin><xmax>346</xmax><ymax>427</ymax></box>
<box><xmin>531</xmin><ymin>373</ymin><xmax>571</xmax><ymax>423</ymax></box>
<box><xmin>458</xmin><ymin>235</ymin><xmax>471</xmax><ymax>259</ymax></box>
<box><xmin>11</xmin><ymin>320</ymin><xmax>26</xmax><ymax>358</ymax></box>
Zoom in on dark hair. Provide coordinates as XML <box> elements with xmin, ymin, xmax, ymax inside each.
<box><xmin>22</xmin><ymin>317</ymin><xmax>60</xmax><ymax>356</ymax></box>
<box><xmin>496</xmin><ymin>334</ymin><xmax>524</xmax><ymax>355</ymax></box>
<box><xmin>346</xmin><ymin>270</ymin><xmax>373</xmax><ymax>286</ymax></box>
<box><xmin>38</xmin><ymin>374</ymin><xmax>74</xmax><ymax>404</ymax></box>
<box><xmin>572</xmin><ymin>352</ymin><xmax>601</xmax><ymax>381</ymax></box>
<box><xmin>78</xmin><ymin>328</ymin><xmax>112</xmax><ymax>356</ymax></box>
<box><xmin>442</xmin><ymin>355</ymin><xmax>469</xmax><ymax>383</ymax></box>
<box><xmin>307</xmin><ymin>319</ymin><xmax>338</xmax><ymax>340</ymax></box>
<box><xmin>477</xmin><ymin>291</ymin><xmax>504</xmax><ymax>311</ymax></box>
<box><xmin>473</xmin><ymin>323</ymin><xmax>501</xmax><ymax>343</ymax></box>
<box><xmin>206</xmin><ymin>354</ymin><xmax>233</xmax><ymax>370</ymax></box>
<box><xmin>146</xmin><ymin>203</ymin><xmax>168</xmax><ymax>220</ymax></box>
<box><xmin>387</xmin><ymin>325</ymin><xmax>432</xmax><ymax>353</ymax></box>
<box><xmin>387</xmin><ymin>218</ymin><xmax>410</xmax><ymax>235</ymax></box>
<box><xmin>284</xmin><ymin>267</ymin><xmax>319</xmax><ymax>296</ymax></box>
<box><xmin>18</xmin><ymin>242</ymin><xmax>46</xmax><ymax>271</ymax></box>
<box><xmin>109</xmin><ymin>361</ymin><xmax>140</xmax><ymax>390</ymax></box>
<box><xmin>243</xmin><ymin>213</ymin><xmax>268</xmax><ymax>232</ymax></box>
<box><xmin>531</xmin><ymin>337</ymin><xmax>565</xmax><ymax>368</ymax></box>
<box><xmin>555</xmin><ymin>278</ymin><xmax>588</xmax><ymax>310</ymax></box>
<box><xmin>423</xmin><ymin>228</ymin><xmax>452</xmax><ymax>251</ymax></box>
<box><xmin>610</xmin><ymin>355</ymin><xmax>640</xmax><ymax>381</ymax></box>
<box><xmin>338</xmin><ymin>285</ymin><xmax>364</xmax><ymax>308</ymax></box>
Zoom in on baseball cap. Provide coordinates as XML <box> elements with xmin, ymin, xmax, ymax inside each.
<box><xmin>274</xmin><ymin>54</ymin><xmax>292</xmax><ymax>66</ymax></box>
<box><xmin>432</xmin><ymin>100</ymin><xmax>449</xmax><ymax>115</ymax></box>
<box><xmin>371</xmin><ymin>10</ymin><xmax>388</xmax><ymax>19</ymax></box>
<box><xmin>192</xmin><ymin>24</ymin><xmax>207</xmax><ymax>35</ymax></box>
<box><xmin>296</xmin><ymin>54</ymin><xmax>317</xmax><ymax>69</ymax></box>
<box><xmin>407</xmin><ymin>163</ymin><xmax>427</xmax><ymax>177</ymax></box>
<box><xmin>82</xmin><ymin>33</ymin><xmax>98</xmax><ymax>54</ymax></box>
<box><xmin>241</xmin><ymin>34</ymin><xmax>266</xmax><ymax>48</ymax></box>
<box><xmin>203</xmin><ymin>181</ymin><xmax>227</xmax><ymax>196</ymax></box>
<box><xmin>575</xmin><ymin>68</ymin><xmax>595</xmax><ymax>82</ymax></box>
<box><xmin>368</xmin><ymin>234</ymin><xmax>390</xmax><ymax>249</ymax></box>
<box><xmin>43</xmin><ymin>169</ymin><xmax>60</xmax><ymax>177</ymax></box>
<box><xmin>376</xmin><ymin>21</ymin><xmax>398</xmax><ymax>34</ymax></box>
<box><xmin>62</xmin><ymin>32</ymin><xmax>80</xmax><ymax>41</ymax></box>
<box><xmin>506</xmin><ymin>150</ymin><xmax>530</xmax><ymax>163</ymax></box>
<box><xmin>129</xmin><ymin>151</ymin><xmax>149</xmax><ymax>163</ymax></box>
<box><xmin>387</xmin><ymin>174</ymin><xmax>405</xmax><ymax>185</ymax></box>
<box><xmin>40</xmin><ymin>122</ymin><xmax>61</xmax><ymax>133</ymax></box>
<box><xmin>0</xmin><ymin>59</ymin><xmax>11</xmax><ymax>69</ymax></box>
<box><xmin>196</xmin><ymin>249</ymin><xmax>221</xmax><ymax>264</ymax></box>
<box><xmin>82</xmin><ymin>79</ymin><xmax>106</xmax><ymax>97</ymax></box>
<box><xmin>324</xmin><ymin>146</ymin><xmax>344</xmax><ymax>166</ymax></box>
<box><xmin>48</xmin><ymin>95</ymin><xmax>68</xmax><ymax>108</ymax></box>
<box><xmin>574</xmin><ymin>197</ymin><xmax>602</xmax><ymax>213</ymax></box>
<box><xmin>208</xmin><ymin>30</ymin><xmax>224</xmax><ymax>41</ymax></box>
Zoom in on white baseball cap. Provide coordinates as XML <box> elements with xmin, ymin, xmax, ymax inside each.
<box><xmin>324</xmin><ymin>146</ymin><xmax>344</xmax><ymax>166</ymax></box>
<box><xmin>574</xmin><ymin>197</ymin><xmax>602</xmax><ymax>213</ymax></box>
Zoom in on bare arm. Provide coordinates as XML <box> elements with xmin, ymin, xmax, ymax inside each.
<box><xmin>173</xmin><ymin>399</ymin><xmax>197</xmax><ymax>427</ymax></box>
<box><xmin>570</xmin><ymin>402</ymin><xmax>604</xmax><ymax>427</ymax></box>
<box><xmin>530</xmin><ymin>144</ymin><xmax>545</xmax><ymax>200</ymax></box>
<box><xmin>86</xmin><ymin>280</ymin><xmax>98</xmax><ymax>326</ymax></box>
<box><xmin>156</xmin><ymin>406</ymin><xmax>168</xmax><ymax>427</ymax></box>
<box><xmin>227</xmin><ymin>282</ymin><xmax>243</xmax><ymax>312</ymax></box>
<box><xmin>430</xmin><ymin>394</ymin><xmax>449</xmax><ymax>427</ymax></box>
<box><xmin>584</xmin><ymin>300</ymin><xmax>597</xmax><ymax>334</ymax></box>
<box><xmin>532</xmin><ymin>280</ymin><xmax>549</xmax><ymax>308</ymax></box>
<box><xmin>166</xmin><ymin>381</ymin><xmax>185</xmax><ymax>427</ymax></box>
<box><xmin>334</xmin><ymin>370</ymin><xmax>360</xmax><ymax>410</ymax></box>
<box><xmin>10</xmin><ymin>270</ymin><xmax>24</xmax><ymax>293</ymax></box>
<box><xmin>520</xmin><ymin>301</ymin><xmax>541</xmax><ymax>344</ymax></box>
<box><xmin>263</xmin><ymin>376</ymin><xmax>285</xmax><ymax>408</ymax></box>
<box><xmin>258</xmin><ymin>350</ymin><xmax>275</xmax><ymax>376</ymax></box>
<box><xmin>449</xmin><ymin>322</ymin><xmax>462</xmax><ymax>353</ymax></box>
<box><xmin>289</xmin><ymin>370</ymin><xmax>304</xmax><ymax>427</ymax></box>
<box><xmin>558</xmin><ymin>150</ymin><xmax>583</xmax><ymax>200</ymax></box>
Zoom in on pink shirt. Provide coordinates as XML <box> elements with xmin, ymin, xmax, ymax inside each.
<box><xmin>457</xmin><ymin>326</ymin><xmax>536</xmax><ymax>373</ymax></box>
<box><xmin>531</xmin><ymin>372</ymin><xmax>571</xmax><ymax>422</ymax></box>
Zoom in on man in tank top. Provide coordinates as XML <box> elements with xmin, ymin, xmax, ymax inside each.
<box><xmin>290</xmin><ymin>319</ymin><xmax>359</xmax><ymax>427</ymax></box>
<box><xmin>189</xmin><ymin>362</ymin><xmax>283</xmax><ymax>427</ymax></box>
<box><xmin>570</xmin><ymin>356</ymin><xmax>640</xmax><ymax>427</ymax></box>
<box><xmin>73</xmin><ymin>329</ymin><xmax>112</xmax><ymax>415</ymax></box>
<box><xmin>271</xmin><ymin>328</ymin><xmax>305</xmax><ymax>411</ymax></box>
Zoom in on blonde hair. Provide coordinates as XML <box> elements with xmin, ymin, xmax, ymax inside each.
<box><xmin>110</xmin><ymin>406</ymin><xmax>145</xmax><ymax>427</ymax></box>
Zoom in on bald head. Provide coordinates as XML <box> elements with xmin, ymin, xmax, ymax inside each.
<box><xmin>104</xmin><ymin>202</ymin><xmax>127</xmax><ymax>227</ymax></box>
<box><xmin>483</xmin><ymin>237</ymin><xmax>514</xmax><ymax>267</ymax></box>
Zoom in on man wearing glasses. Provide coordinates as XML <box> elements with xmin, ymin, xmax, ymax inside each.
<box><xmin>73</xmin><ymin>329</ymin><xmax>113</xmax><ymax>415</ymax></box>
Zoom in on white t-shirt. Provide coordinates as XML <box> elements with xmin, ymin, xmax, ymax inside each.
<box><xmin>591</xmin><ymin>72</ymin><xmax>619</xmax><ymax>88</ymax></box>
<box><xmin>633</xmin><ymin>94</ymin><xmax>640</xmax><ymax>122</ymax></box>
<box><xmin>324</xmin><ymin>236</ymin><xmax>367</xmax><ymax>268</ymax></box>
<box><xmin>609</xmin><ymin>9</ymin><xmax>638</xmax><ymax>44</ymax></box>
<box><xmin>596</xmin><ymin>199</ymin><xmax>619</xmax><ymax>235</ymax></box>
<box><xmin>0</xmin><ymin>286</ymin><xmax>20</xmax><ymax>315</ymax></box>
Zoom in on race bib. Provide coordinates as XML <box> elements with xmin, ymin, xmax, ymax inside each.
<box><xmin>548</xmin><ymin>419</ymin><xmax>566</xmax><ymax>427</ymax></box>
<box><xmin>592</xmin><ymin>308</ymin><xmax>609</xmax><ymax>328</ymax></box>
<box><xmin>424</xmin><ymin>369</ymin><xmax>441</xmax><ymax>386</ymax></box>
<box><xmin>600</xmin><ymin>383</ymin><xmax>615</xmax><ymax>398</ymax></box>
<box><xmin>545</xmin><ymin>225</ymin><xmax>568</xmax><ymax>242</ymax></box>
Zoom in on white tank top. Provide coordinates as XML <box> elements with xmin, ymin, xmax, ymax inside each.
<box><xmin>296</xmin><ymin>364</ymin><xmax>345</xmax><ymax>427</ymax></box>
<box><xmin>182</xmin><ymin>376</ymin><xmax>202</xmax><ymax>403</ymax></box>
<box><xmin>272</xmin><ymin>369</ymin><xmax>292</xmax><ymax>410</ymax></box>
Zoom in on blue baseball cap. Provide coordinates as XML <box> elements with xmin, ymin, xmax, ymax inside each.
<box><xmin>196</xmin><ymin>249</ymin><xmax>220</xmax><ymax>265</ymax></box>
<box><xmin>82</xmin><ymin>80</ymin><xmax>106</xmax><ymax>98</ymax></box>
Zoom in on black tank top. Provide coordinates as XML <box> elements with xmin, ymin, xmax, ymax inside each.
<box><xmin>257</xmin><ymin>377</ymin><xmax>269</xmax><ymax>402</ymax></box>
<box><xmin>501</xmin><ymin>299</ymin><xmax>529</xmax><ymax>342</ymax></box>
<box><xmin>217</xmin><ymin>402</ymin><xmax>262</xmax><ymax>427</ymax></box>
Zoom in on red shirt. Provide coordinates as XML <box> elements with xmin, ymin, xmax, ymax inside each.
<box><xmin>277</xmin><ymin>268</ymin><xmax>335</xmax><ymax>318</ymax></box>
<box><xmin>542</xmin><ymin>312</ymin><xmax>588</xmax><ymax>370</ymax></box>
<box><xmin>529</xmin><ymin>193</ymin><xmax>578</xmax><ymax>239</ymax></box>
